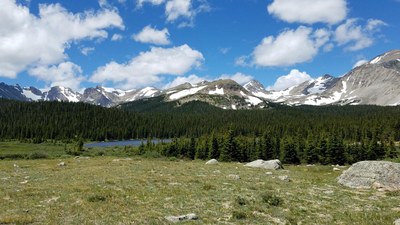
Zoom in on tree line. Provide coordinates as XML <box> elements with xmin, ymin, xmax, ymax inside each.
<box><xmin>0</xmin><ymin>99</ymin><xmax>399</xmax><ymax>164</ymax></box>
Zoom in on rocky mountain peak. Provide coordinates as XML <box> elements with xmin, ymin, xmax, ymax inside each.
<box><xmin>369</xmin><ymin>50</ymin><xmax>400</xmax><ymax>64</ymax></box>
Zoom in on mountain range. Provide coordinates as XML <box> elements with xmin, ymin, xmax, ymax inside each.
<box><xmin>1</xmin><ymin>50</ymin><xmax>399</xmax><ymax>109</ymax></box>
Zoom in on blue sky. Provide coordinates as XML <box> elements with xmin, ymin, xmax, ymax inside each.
<box><xmin>0</xmin><ymin>0</ymin><xmax>399</xmax><ymax>91</ymax></box>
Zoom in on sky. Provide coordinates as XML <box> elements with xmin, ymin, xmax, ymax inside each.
<box><xmin>0</xmin><ymin>0</ymin><xmax>399</xmax><ymax>91</ymax></box>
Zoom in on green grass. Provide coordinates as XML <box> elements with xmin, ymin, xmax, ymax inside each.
<box><xmin>1</xmin><ymin>157</ymin><xmax>399</xmax><ymax>224</ymax></box>
<box><xmin>0</xmin><ymin>141</ymin><xmax>71</xmax><ymax>159</ymax></box>
<box><xmin>0</xmin><ymin>141</ymin><xmax>143</xmax><ymax>160</ymax></box>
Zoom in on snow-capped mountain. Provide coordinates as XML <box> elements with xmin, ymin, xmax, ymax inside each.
<box><xmin>0</xmin><ymin>83</ymin><xmax>160</xmax><ymax>107</ymax></box>
<box><xmin>164</xmin><ymin>79</ymin><xmax>267</xmax><ymax>109</ymax></box>
<box><xmin>243</xmin><ymin>80</ymin><xmax>271</xmax><ymax>99</ymax></box>
<box><xmin>1</xmin><ymin>50</ymin><xmax>400</xmax><ymax>108</ymax></box>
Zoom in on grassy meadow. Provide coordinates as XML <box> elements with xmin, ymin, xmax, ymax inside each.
<box><xmin>0</xmin><ymin>142</ymin><xmax>399</xmax><ymax>224</ymax></box>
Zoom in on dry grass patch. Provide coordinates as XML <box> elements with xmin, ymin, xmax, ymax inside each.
<box><xmin>0</xmin><ymin>158</ymin><xmax>399</xmax><ymax>224</ymax></box>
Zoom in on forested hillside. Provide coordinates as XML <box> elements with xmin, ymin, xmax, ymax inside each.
<box><xmin>0</xmin><ymin>99</ymin><xmax>399</xmax><ymax>164</ymax></box>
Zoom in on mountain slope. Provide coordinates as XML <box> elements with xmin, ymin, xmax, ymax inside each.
<box><xmin>301</xmin><ymin>50</ymin><xmax>400</xmax><ymax>106</ymax></box>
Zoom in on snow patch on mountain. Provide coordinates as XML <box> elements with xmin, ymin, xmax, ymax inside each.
<box><xmin>209</xmin><ymin>86</ymin><xmax>224</xmax><ymax>95</ymax></box>
<box><xmin>169</xmin><ymin>86</ymin><xmax>207</xmax><ymax>100</ymax></box>
<box><xmin>22</xmin><ymin>89</ymin><xmax>42</xmax><ymax>101</ymax></box>
<box><xmin>307</xmin><ymin>77</ymin><xmax>330</xmax><ymax>94</ymax></box>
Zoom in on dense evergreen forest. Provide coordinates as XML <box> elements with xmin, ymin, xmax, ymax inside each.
<box><xmin>0</xmin><ymin>99</ymin><xmax>399</xmax><ymax>164</ymax></box>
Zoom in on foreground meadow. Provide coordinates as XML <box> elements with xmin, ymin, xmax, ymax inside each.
<box><xmin>0</xmin><ymin>157</ymin><xmax>399</xmax><ymax>225</ymax></box>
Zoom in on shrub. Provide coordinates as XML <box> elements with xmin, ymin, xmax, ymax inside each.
<box><xmin>235</xmin><ymin>196</ymin><xmax>248</xmax><ymax>206</ymax></box>
<box><xmin>87</xmin><ymin>194</ymin><xmax>107</xmax><ymax>202</ymax></box>
<box><xmin>28</xmin><ymin>151</ymin><xmax>49</xmax><ymax>160</ymax></box>
<box><xmin>232</xmin><ymin>210</ymin><xmax>247</xmax><ymax>220</ymax></box>
<box><xmin>261</xmin><ymin>192</ymin><xmax>283</xmax><ymax>207</ymax></box>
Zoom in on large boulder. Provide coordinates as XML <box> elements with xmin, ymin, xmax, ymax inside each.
<box><xmin>245</xmin><ymin>159</ymin><xmax>283</xmax><ymax>170</ymax></box>
<box><xmin>337</xmin><ymin>161</ymin><xmax>400</xmax><ymax>190</ymax></box>
<box><xmin>205</xmin><ymin>159</ymin><xmax>219</xmax><ymax>165</ymax></box>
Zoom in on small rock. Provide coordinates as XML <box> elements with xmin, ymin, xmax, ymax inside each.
<box><xmin>13</xmin><ymin>163</ymin><xmax>19</xmax><ymax>168</ymax></box>
<box><xmin>74</xmin><ymin>156</ymin><xmax>90</xmax><ymax>160</ymax></box>
<box><xmin>333</xmin><ymin>167</ymin><xmax>340</xmax><ymax>171</ymax></box>
<box><xmin>57</xmin><ymin>162</ymin><xmax>66</xmax><ymax>167</ymax></box>
<box><xmin>278</xmin><ymin>175</ymin><xmax>291</xmax><ymax>182</ymax></box>
<box><xmin>112</xmin><ymin>158</ymin><xmax>132</xmax><ymax>162</ymax></box>
<box><xmin>265</xmin><ymin>172</ymin><xmax>273</xmax><ymax>175</ymax></box>
<box><xmin>165</xmin><ymin>213</ymin><xmax>198</xmax><ymax>223</ymax></box>
<box><xmin>205</xmin><ymin>159</ymin><xmax>219</xmax><ymax>165</ymax></box>
<box><xmin>227</xmin><ymin>174</ymin><xmax>240</xmax><ymax>180</ymax></box>
<box><xmin>20</xmin><ymin>180</ymin><xmax>28</xmax><ymax>184</ymax></box>
<box><xmin>395</xmin><ymin>218</ymin><xmax>400</xmax><ymax>225</ymax></box>
<box><xmin>213</xmin><ymin>170</ymin><xmax>221</xmax><ymax>174</ymax></box>
<box><xmin>306</xmin><ymin>164</ymin><xmax>315</xmax><ymax>167</ymax></box>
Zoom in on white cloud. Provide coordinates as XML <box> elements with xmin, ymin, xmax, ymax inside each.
<box><xmin>323</xmin><ymin>43</ymin><xmax>334</xmax><ymax>52</ymax></box>
<box><xmin>90</xmin><ymin>44</ymin><xmax>204</xmax><ymax>89</ymax></box>
<box><xmin>268</xmin><ymin>69</ymin><xmax>312</xmax><ymax>91</ymax></box>
<box><xmin>353</xmin><ymin>59</ymin><xmax>368</xmax><ymax>68</ymax></box>
<box><xmin>133</xmin><ymin>25</ymin><xmax>171</xmax><ymax>45</ymax></box>
<box><xmin>0</xmin><ymin>0</ymin><xmax>124</xmax><ymax>78</ymax></box>
<box><xmin>80</xmin><ymin>47</ymin><xmax>95</xmax><ymax>56</ymax></box>
<box><xmin>218</xmin><ymin>72</ymin><xmax>253</xmax><ymax>85</ymax></box>
<box><xmin>219</xmin><ymin>47</ymin><xmax>230</xmax><ymax>55</ymax></box>
<box><xmin>252</xmin><ymin>26</ymin><xmax>329</xmax><ymax>67</ymax></box>
<box><xmin>111</xmin><ymin>34</ymin><xmax>123</xmax><ymax>41</ymax></box>
<box><xmin>235</xmin><ymin>55</ymin><xmax>250</xmax><ymax>67</ymax></box>
<box><xmin>166</xmin><ymin>0</ymin><xmax>193</xmax><ymax>22</ymax></box>
<box><xmin>267</xmin><ymin>0</ymin><xmax>347</xmax><ymax>24</ymax></box>
<box><xmin>28</xmin><ymin>62</ymin><xmax>85</xmax><ymax>90</ymax></box>
<box><xmin>335</xmin><ymin>18</ymin><xmax>387</xmax><ymax>51</ymax></box>
<box><xmin>164</xmin><ymin>74</ymin><xmax>206</xmax><ymax>88</ymax></box>
<box><xmin>136</xmin><ymin>0</ymin><xmax>165</xmax><ymax>7</ymax></box>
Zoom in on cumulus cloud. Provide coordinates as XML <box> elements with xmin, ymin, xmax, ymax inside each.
<box><xmin>268</xmin><ymin>69</ymin><xmax>312</xmax><ymax>91</ymax></box>
<box><xmin>164</xmin><ymin>74</ymin><xmax>206</xmax><ymax>88</ymax></box>
<box><xmin>28</xmin><ymin>62</ymin><xmax>85</xmax><ymax>90</ymax></box>
<box><xmin>165</xmin><ymin>0</ymin><xmax>193</xmax><ymax>22</ymax></box>
<box><xmin>90</xmin><ymin>44</ymin><xmax>204</xmax><ymax>89</ymax></box>
<box><xmin>353</xmin><ymin>59</ymin><xmax>368</xmax><ymax>68</ymax></box>
<box><xmin>335</xmin><ymin>18</ymin><xmax>387</xmax><ymax>51</ymax></box>
<box><xmin>267</xmin><ymin>0</ymin><xmax>347</xmax><ymax>24</ymax></box>
<box><xmin>136</xmin><ymin>0</ymin><xmax>209</xmax><ymax>27</ymax></box>
<box><xmin>136</xmin><ymin>0</ymin><xmax>165</xmax><ymax>7</ymax></box>
<box><xmin>0</xmin><ymin>0</ymin><xmax>124</xmax><ymax>78</ymax></box>
<box><xmin>218</xmin><ymin>72</ymin><xmax>253</xmax><ymax>85</ymax></box>
<box><xmin>252</xmin><ymin>26</ymin><xmax>330</xmax><ymax>67</ymax></box>
<box><xmin>133</xmin><ymin>25</ymin><xmax>171</xmax><ymax>45</ymax></box>
<box><xmin>111</xmin><ymin>34</ymin><xmax>123</xmax><ymax>41</ymax></box>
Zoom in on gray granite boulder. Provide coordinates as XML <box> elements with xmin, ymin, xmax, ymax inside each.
<box><xmin>245</xmin><ymin>159</ymin><xmax>283</xmax><ymax>170</ymax></box>
<box><xmin>337</xmin><ymin>161</ymin><xmax>400</xmax><ymax>191</ymax></box>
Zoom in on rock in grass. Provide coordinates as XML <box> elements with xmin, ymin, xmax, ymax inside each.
<box><xmin>333</xmin><ymin>167</ymin><xmax>341</xmax><ymax>171</ymax></box>
<box><xmin>394</xmin><ymin>218</ymin><xmax>400</xmax><ymax>225</ymax></box>
<box><xmin>337</xmin><ymin>161</ymin><xmax>400</xmax><ymax>191</ymax></box>
<box><xmin>57</xmin><ymin>162</ymin><xmax>66</xmax><ymax>167</ymax></box>
<box><xmin>227</xmin><ymin>174</ymin><xmax>240</xmax><ymax>180</ymax></box>
<box><xmin>205</xmin><ymin>159</ymin><xmax>219</xmax><ymax>165</ymax></box>
<box><xmin>278</xmin><ymin>175</ymin><xmax>291</xmax><ymax>182</ymax></box>
<box><xmin>165</xmin><ymin>213</ymin><xmax>198</xmax><ymax>223</ymax></box>
<box><xmin>245</xmin><ymin>159</ymin><xmax>283</xmax><ymax>170</ymax></box>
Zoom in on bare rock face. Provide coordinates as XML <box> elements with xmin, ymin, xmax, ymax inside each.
<box><xmin>245</xmin><ymin>159</ymin><xmax>283</xmax><ymax>170</ymax></box>
<box><xmin>337</xmin><ymin>161</ymin><xmax>400</xmax><ymax>191</ymax></box>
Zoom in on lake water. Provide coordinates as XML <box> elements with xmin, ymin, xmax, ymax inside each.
<box><xmin>84</xmin><ymin>139</ymin><xmax>171</xmax><ymax>148</ymax></box>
